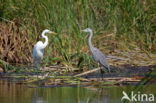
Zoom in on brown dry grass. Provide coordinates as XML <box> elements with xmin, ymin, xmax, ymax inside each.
<box><xmin>94</xmin><ymin>32</ymin><xmax>156</xmax><ymax>67</ymax></box>
<box><xmin>0</xmin><ymin>22</ymin><xmax>32</xmax><ymax>63</ymax></box>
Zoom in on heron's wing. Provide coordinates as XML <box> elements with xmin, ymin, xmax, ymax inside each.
<box><xmin>92</xmin><ymin>48</ymin><xmax>110</xmax><ymax>71</ymax></box>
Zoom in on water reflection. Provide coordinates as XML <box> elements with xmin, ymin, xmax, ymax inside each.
<box><xmin>0</xmin><ymin>79</ymin><xmax>155</xmax><ymax>103</ymax></box>
<box><xmin>32</xmin><ymin>88</ymin><xmax>47</xmax><ymax>103</ymax></box>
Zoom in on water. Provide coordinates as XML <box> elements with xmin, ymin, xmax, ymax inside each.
<box><xmin>0</xmin><ymin>79</ymin><xmax>155</xmax><ymax>103</ymax></box>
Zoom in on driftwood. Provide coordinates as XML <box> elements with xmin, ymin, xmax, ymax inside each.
<box><xmin>74</xmin><ymin>68</ymin><xmax>100</xmax><ymax>77</ymax></box>
<box><xmin>88</xmin><ymin>77</ymin><xmax>141</xmax><ymax>82</ymax></box>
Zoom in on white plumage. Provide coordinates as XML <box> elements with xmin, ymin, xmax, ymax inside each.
<box><xmin>32</xmin><ymin>29</ymin><xmax>56</xmax><ymax>69</ymax></box>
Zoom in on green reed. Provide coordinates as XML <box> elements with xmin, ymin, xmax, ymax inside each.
<box><xmin>0</xmin><ymin>0</ymin><xmax>155</xmax><ymax>67</ymax></box>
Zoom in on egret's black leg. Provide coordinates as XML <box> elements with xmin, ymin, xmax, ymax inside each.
<box><xmin>34</xmin><ymin>60</ymin><xmax>40</xmax><ymax>78</ymax></box>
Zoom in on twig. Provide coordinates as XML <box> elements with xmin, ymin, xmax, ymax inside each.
<box><xmin>88</xmin><ymin>77</ymin><xmax>141</xmax><ymax>82</ymax></box>
<box><xmin>0</xmin><ymin>17</ymin><xmax>14</xmax><ymax>24</ymax></box>
<box><xmin>107</xmin><ymin>55</ymin><xmax>129</xmax><ymax>61</ymax></box>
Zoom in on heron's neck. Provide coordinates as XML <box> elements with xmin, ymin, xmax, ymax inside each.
<box><xmin>41</xmin><ymin>32</ymin><xmax>48</xmax><ymax>49</ymax></box>
<box><xmin>88</xmin><ymin>31</ymin><xmax>94</xmax><ymax>50</ymax></box>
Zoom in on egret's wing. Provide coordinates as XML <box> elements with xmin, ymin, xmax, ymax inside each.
<box><xmin>41</xmin><ymin>49</ymin><xmax>44</xmax><ymax>54</ymax></box>
<box><xmin>32</xmin><ymin>44</ymin><xmax>37</xmax><ymax>59</ymax></box>
<box><xmin>32</xmin><ymin>41</ymin><xmax>44</xmax><ymax>59</ymax></box>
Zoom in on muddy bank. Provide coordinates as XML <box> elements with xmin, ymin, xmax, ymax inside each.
<box><xmin>0</xmin><ymin>64</ymin><xmax>155</xmax><ymax>88</ymax></box>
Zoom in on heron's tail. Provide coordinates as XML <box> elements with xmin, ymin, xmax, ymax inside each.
<box><xmin>102</xmin><ymin>65</ymin><xmax>111</xmax><ymax>73</ymax></box>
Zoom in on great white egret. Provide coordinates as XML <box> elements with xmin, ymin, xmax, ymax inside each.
<box><xmin>32</xmin><ymin>29</ymin><xmax>56</xmax><ymax>69</ymax></box>
<box><xmin>82</xmin><ymin>28</ymin><xmax>110</xmax><ymax>77</ymax></box>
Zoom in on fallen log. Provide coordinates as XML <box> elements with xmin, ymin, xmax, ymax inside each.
<box><xmin>74</xmin><ymin>68</ymin><xmax>100</xmax><ymax>77</ymax></box>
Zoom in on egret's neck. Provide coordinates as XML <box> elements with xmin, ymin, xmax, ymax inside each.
<box><xmin>88</xmin><ymin>31</ymin><xmax>94</xmax><ymax>50</ymax></box>
<box><xmin>41</xmin><ymin>31</ymin><xmax>48</xmax><ymax>49</ymax></box>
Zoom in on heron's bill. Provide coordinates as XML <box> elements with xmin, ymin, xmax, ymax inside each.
<box><xmin>80</xmin><ymin>30</ymin><xmax>88</xmax><ymax>38</ymax></box>
<box><xmin>81</xmin><ymin>30</ymin><xmax>85</xmax><ymax>32</ymax></box>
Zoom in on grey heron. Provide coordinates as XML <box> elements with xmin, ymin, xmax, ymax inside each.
<box><xmin>82</xmin><ymin>28</ymin><xmax>110</xmax><ymax>77</ymax></box>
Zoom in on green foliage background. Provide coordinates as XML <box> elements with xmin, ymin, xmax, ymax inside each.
<box><xmin>0</xmin><ymin>0</ymin><xmax>155</xmax><ymax>67</ymax></box>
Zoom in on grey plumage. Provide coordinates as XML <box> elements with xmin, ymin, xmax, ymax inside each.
<box><xmin>82</xmin><ymin>28</ymin><xmax>110</xmax><ymax>73</ymax></box>
<box><xmin>91</xmin><ymin>47</ymin><xmax>110</xmax><ymax>72</ymax></box>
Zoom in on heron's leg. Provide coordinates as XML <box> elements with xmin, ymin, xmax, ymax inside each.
<box><xmin>99</xmin><ymin>65</ymin><xmax>105</xmax><ymax>80</ymax></box>
<box><xmin>98</xmin><ymin>63</ymin><xmax>104</xmax><ymax>80</ymax></box>
<box><xmin>100</xmin><ymin>68</ymin><xmax>104</xmax><ymax>80</ymax></box>
<box><xmin>97</xmin><ymin>63</ymin><xmax>100</xmax><ymax>79</ymax></box>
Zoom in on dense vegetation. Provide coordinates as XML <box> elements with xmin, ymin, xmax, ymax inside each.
<box><xmin>0</xmin><ymin>0</ymin><xmax>155</xmax><ymax>69</ymax></box>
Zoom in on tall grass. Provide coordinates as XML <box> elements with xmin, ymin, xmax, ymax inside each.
<box><xmin>0</xmin><ymin>0</ymin><xmax>155</xmax><ymax>68</ymax></box>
